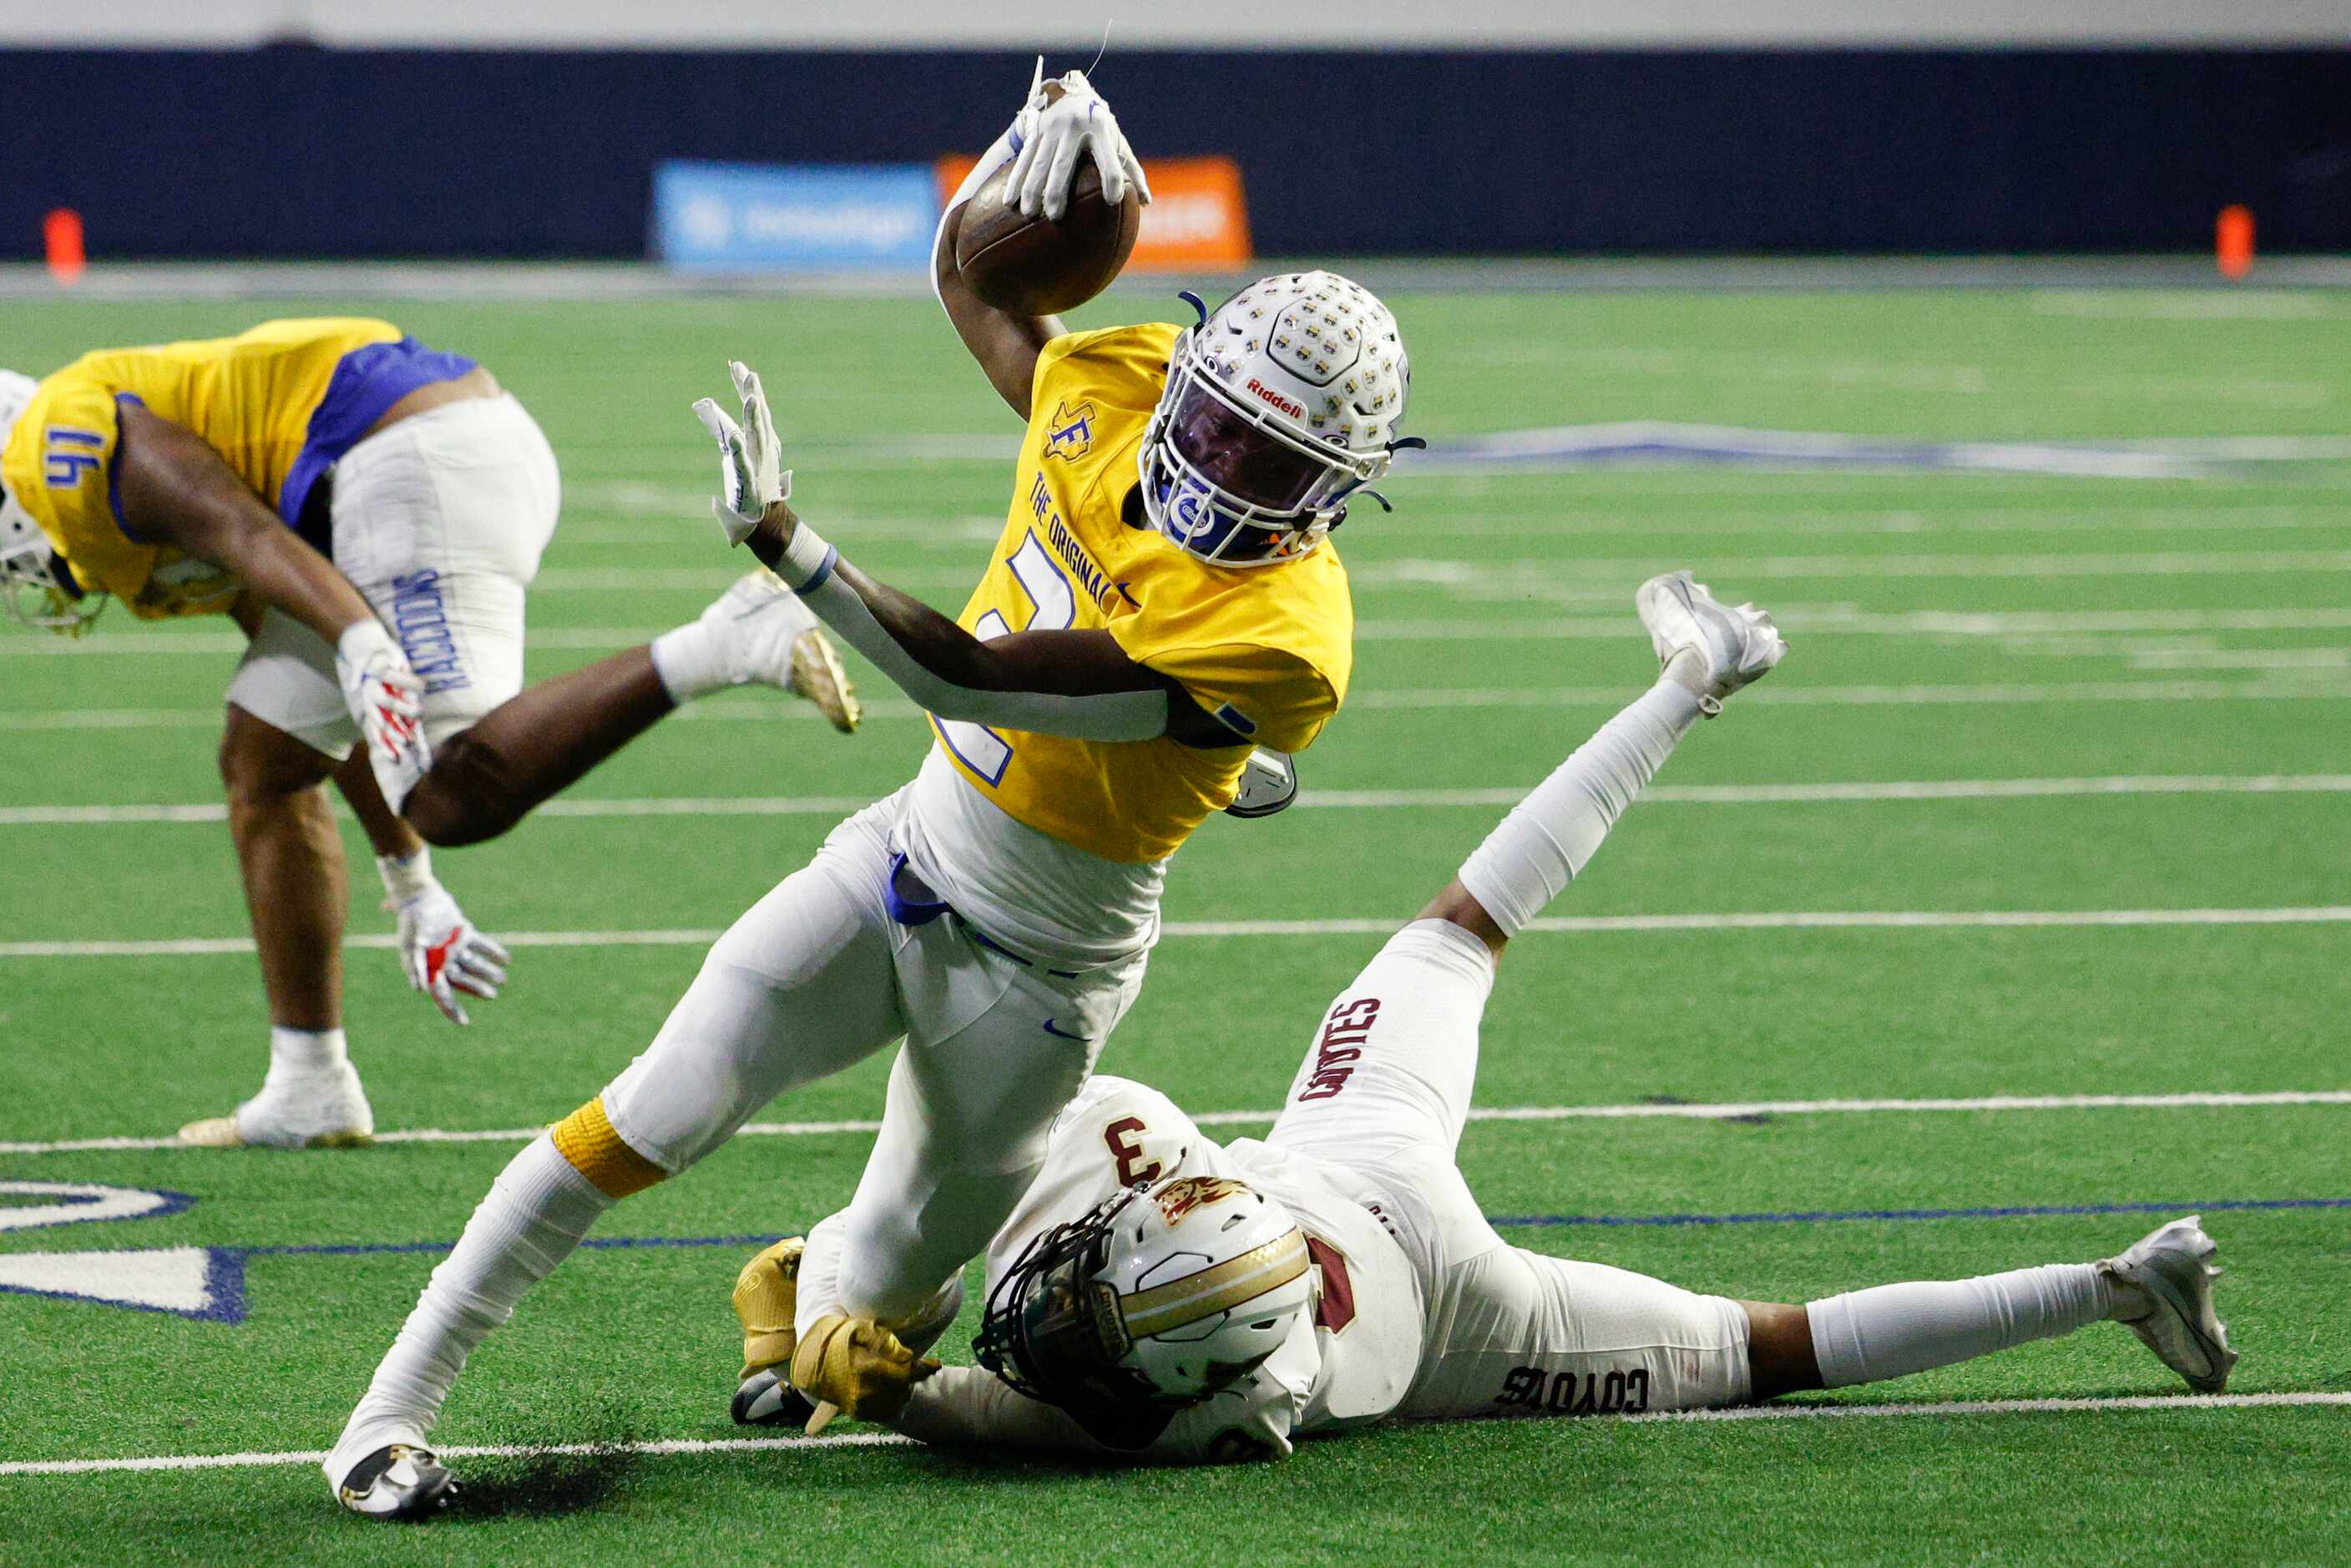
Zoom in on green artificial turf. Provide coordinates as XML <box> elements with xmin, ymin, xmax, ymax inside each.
<box><xmin>2</xmin><ymin>277</ymin><xmax>2346</xmax><ymax>1564</ymax></box>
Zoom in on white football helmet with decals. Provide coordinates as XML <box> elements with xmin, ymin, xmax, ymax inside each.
<box><xmin>1139</xmin><ymin>271</ymin><xmax>1418</xmax><ymax>568</ymax></box>
<box><xmin>976</xmin><ymin>1171</ymin><xmax>1314</xmax><ymax>1448</ymax></box>
<box><xmin>0</xmin><ymin>368</ymin><xmax>101</xmax><ymax>633</ymax></box>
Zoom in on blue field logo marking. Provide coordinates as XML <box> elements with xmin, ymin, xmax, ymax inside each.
<box><xmin>0</xmin><ymin>1181</ymin><xmax>231</xmax><ymax>1321</ymax></box>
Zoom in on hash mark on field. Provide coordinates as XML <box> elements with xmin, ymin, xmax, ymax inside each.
<box><xmin>6</xmin><ymin>907</ymin><xmax>2351</xmax><ymax>963</ymax></box>
<box><xmin>4</xmin><ymin>1090</ymin><xmax>2344</xmax><ymax>1156</ymax></box>
<box><xmin>4</xmin><ymin>1393</ymin><xmax>2343</xmax><ymax>1478</ymax></box>
<box><xmin>7</xmin><ymin>774</ymin><xmax>2349</xmax><ymax>827</ymax></box>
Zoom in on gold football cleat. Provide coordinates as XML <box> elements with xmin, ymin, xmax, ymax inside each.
<box><xmin>175</xmin><ymin>1115</ymin><xmax>373</xmax><ymax>1150</ymax></box>
<box><xmin>787</xmin><ymin>628</ymin><xmax>862</xmax><ymax>733</ymax></box>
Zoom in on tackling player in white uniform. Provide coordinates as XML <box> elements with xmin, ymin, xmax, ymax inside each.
<box><xmin>731</xmin><ymin>575</ymin><xmax>2238</xmax><ymax>1458</ymax></box>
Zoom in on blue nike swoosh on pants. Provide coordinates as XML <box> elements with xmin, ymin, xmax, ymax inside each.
<box><xmin>1040</xmin><ymin>1018</ymin><xmax>1091</xmax><ymax>1041</ymax></box>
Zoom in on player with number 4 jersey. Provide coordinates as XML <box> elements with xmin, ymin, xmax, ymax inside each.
<box><xmin>326</xmin><ymin>63</ymin><xmax>1419</xmax><ymax>1518</ymax></box>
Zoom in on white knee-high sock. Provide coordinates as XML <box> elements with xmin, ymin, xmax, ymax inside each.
<box><xmin>1806</xmin><ymin>1263</ymin><xmax>2116</xmax><ymax>1388</ymax></box>
<box><xmin>325</xmin><ymin>1136</ymin><xmax>612</xmax><ymax>1479</ymax></box>
<box><xmin>1454</xmin><ymin>679</ymin><xmax>1702</xmax><ymax>935</ymax></box>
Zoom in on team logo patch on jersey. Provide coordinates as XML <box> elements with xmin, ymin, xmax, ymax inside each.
<box><xmin>1044</xmin><ymin>399</ymin><xmax>1097</xmax><ymax>462</ymax></box>
<box><xmin>1152</xmin><ymin>1175</ymin><xmax>1251</xmax><ymax>1226</ymax></box>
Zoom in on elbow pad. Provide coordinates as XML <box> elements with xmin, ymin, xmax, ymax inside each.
<box><xmin>789</xmin><ymin>534</ymin><xmax>1167</xmax><ymax>743</ymax></box>
<box><xmin>933</xmin><ymin>121</ymin><xmax>1023</xmax><ymax>315</ymax></box>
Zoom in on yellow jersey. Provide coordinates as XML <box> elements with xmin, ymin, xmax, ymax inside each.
<box><xmin>931</xmin><ymin>324</ymin><xmax>1353</xmax><ymax>865</ymax></box>
<box><xmin>0</xmin><ymin>318</ymin><xmax>477</xmax><ymax>620</ymax></box>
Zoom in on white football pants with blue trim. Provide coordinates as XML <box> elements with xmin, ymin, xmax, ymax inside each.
<box><xmin>600</xmin><ymin>791</ymin><xmax>1146</xmax><ymax>1324</ymax></box>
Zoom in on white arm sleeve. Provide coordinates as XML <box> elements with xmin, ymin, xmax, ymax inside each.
<box><xmin>788</xmin><ymin>538</ymin><xmax>1170</xmax><ymax>742</ymax></box>
<box><xmin>892</xmin><ymin>1366</ymin><xmax>1113</xmax><ymax>1453</ymax></box>
<box><xmin>931</xmin><ymin>120</ymin><xmax>1023</xmax><ymax>315</ymax></box>
<box><xmin>891</xmin><ymin>1368</ymin><xmax>1293</xmax><ymax>1464</ymax></box>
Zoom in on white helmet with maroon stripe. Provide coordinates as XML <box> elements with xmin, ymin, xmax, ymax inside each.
<box><xmin>1138</xmin><ymin>271</ymin><xmax>1416</xmax><ymax>568</ymax></box>
<box><xmin>975</xmin><ymin>1172</ymin><xmax>1313</xmax><ymax>1447</ymax></box>
<box><xmin>1102</xmin><ymin>1173</ymin><xmax>1314</xmax><ymax>1400</ymax></box>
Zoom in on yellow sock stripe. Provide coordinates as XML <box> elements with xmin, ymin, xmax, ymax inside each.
<box><xmin>550</xmin><ymin>1096</ymin><xmax>667</xmax><ymax>1198</ymax></box>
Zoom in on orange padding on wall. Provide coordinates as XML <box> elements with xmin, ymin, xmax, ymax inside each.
<box><xmin>551</xmin><ymin>1096</ymin><xmax>667</xmax><ymax>1197</ymax></box>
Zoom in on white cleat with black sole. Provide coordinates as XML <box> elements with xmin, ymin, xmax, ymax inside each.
<box><xmin>333</xmin><ymin>1443</ymin><xmax>458</xmax><ymax>1520</ymax></box>
<box><xmin>2099</xmin><ymin>1214</ymin><xmax>2239</xmax><ymax>1393</ymax></box>
<box><xmin>1636</xmin><ymin>569</ymin><xmax>1787</xmax><ymax>716</ymax></box>
<box><xmin>697</xmin><ymin>569</ymin><xmax>862</xmax><ymax>733</ymax></box>
<box><xmin>177</xmin><ymin>1065</ymin><xmax>375</xmax><ymax>1150</ymax></box>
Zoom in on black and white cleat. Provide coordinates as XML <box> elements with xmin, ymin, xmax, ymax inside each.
<box><xmin>2100</xmin><ymin>1214</ymin><xmax>2240</xmax><ymax>1393</ymax></box>
<box><xmin>335</xmin><ymin>1443</ymin><xmax>459</xmax><ymax>1520</ymax></box>
<box><xmin>731</xmin><ymin>1367</ymin><xmax>820</xmax><ymax>1429</ymax></box>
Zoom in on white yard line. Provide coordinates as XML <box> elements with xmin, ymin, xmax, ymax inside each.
<box><xmin>11</xmin><ymin>774</ymin><xmax>2350</xmax><ymax>828</ymax></box>
<box><xmin>6</xmin><ymin>678</ymin><xmax>2350</xmax><ymax>734</ymax></box>
<box><xmin>3</xmin><ymin>1392</ymin><xmax>2341</xmax><ymax>1477</ymax></box>
<box><xmin>7</xmin><ymin>907</ymin><xmax>2349</xmax><ymax>964</ymax></box>
<box><xmin>12</xmin><ymin>605</ymin><xmax>2351</xmax><ymax>662</ymax></box>
<box><xmin>4</xmin><ymin>1090</ymin><xmax>2346</xmax><ymax>1156</ymax></box>
<box><xmin>519</xmin><ymin>552</ymin><xmax>2351</xmax><ymax>594</ymax></box>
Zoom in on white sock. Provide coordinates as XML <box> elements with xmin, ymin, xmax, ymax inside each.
<box><xmin>649</xmin><ymin>620</ymin><xmax>727</xmax><ymax>703</ymax></box>
<box><xmin>1454</xmin><ymin>679</ymin><xmax>1701</xmax><ymax>936</ymax></box>
<box><xmin>265</xmin><ymin>1025</ymin><xmax>348</xmax><ymax>1083</ymax></box>
<box><xmin>1806</xmin><ymin>1263</ymin><xmax>2116</xmax><ymax>1388</ymax></box>
<box><xmin>326</xmin><ymin>1136</ymin><xmax>612</xmax><ymax>1478</ymax></box>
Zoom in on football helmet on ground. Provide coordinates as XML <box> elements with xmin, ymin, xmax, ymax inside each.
<box><xmin>975</xmin><ymin>1171</ymin><xmax>1314</xmax><ymax>1449</ymax></box>
<box><xmin>1138</xmin><ymin>272</ymin><xmax>1421</xmax><ymax>568</ymax></box>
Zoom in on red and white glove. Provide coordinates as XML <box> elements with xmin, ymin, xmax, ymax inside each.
<box><xmin>378</xmin><ymin>849</ymin><xmax>510</xmax><ymax>1026</ymax></box>
<box><xmin>336</xmin><ymin>619</ymin><xmax>431</xmax><ymax>812</ymax></box>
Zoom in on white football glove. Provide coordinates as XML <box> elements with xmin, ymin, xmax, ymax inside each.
<box><xmin>335</xmin><ymin>620</ymin><xmax>430</xmax><ymax>813</ymax></box>
<box><xmin>378</xmin><ymin>850</ymin><xmax>510</xmax><ymax>1027</ymax></box>
<box><xmin>1004</xmin><ymin>61</ymin><xmax>1152</xmax><ymax>222</ymax></box>
<box><xmin>691</xmin><ymin>360</ymin><xmax>790</xmax><ymax>548</ymax></box>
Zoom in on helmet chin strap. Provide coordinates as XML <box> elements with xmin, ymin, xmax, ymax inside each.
<box><xmin>1352</xmin><ymin>435</ymin><xmax>1428</xmax><ymax>517</ymax></box>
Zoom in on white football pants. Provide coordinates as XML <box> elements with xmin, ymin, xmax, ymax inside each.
<box><xmin>225</xmin><ymin>394</ymin><xmax>561</xmax><ymax>757</ymax></box>
<box><xmin>1268</xmin><ymin>920</ymin><xmax>1752</xmax><ymax>1420</ymax></box>
<box><xmin>599</xmin><ymin>791</ymin><xmax>1147</xmax><ymax>1324</ymax></box>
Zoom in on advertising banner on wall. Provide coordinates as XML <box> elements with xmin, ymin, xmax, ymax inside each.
<box><xmin>651</xmin><ymin>161</ymin><xmax>939</xmax><ymax>271</ymax></box>
<box><xmin>933</xmin><ymin>154</ymin><xmax>1253</xmax><ymax>271</ymax></box>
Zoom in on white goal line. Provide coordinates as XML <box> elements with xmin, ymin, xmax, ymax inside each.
<box><xmin>4</xmin><ymin>1392</ymin><xmax>2342</xmax><ymax>1479</ymax></box>
<box><xmin>5</xmin><ymin>1090</ymin><xmax>2344</xmax><ymax>1157</ymax></box>
<box><xmin>10</xmin><ymin>774</ymin><xmax>2349</xmax><ymax>827</ymax></box>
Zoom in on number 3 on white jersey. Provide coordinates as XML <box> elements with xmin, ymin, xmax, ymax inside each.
<box><xmin>935</xmin><ymin>531</ymin><xmax>1075</xmax><ymax>785</ymax></box>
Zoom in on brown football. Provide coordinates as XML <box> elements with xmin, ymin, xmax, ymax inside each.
<box><xmin>954</xmin><ymin>158</ymin><xmax>1143</xmax><ymax>316</ymax></box>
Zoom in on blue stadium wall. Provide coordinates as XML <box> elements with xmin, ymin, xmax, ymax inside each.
<box><xmin>4</xmin><ymin>47</ymin><xmax>2348</xmax><ymax>258</ymax></box>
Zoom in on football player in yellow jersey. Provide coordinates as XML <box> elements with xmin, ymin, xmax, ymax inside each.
<box><xmin>0</xmin><ymin>322</ymin><xmax>857</xmax><ymax>1151</ymax></box>
<box><xmin>326</xmin><ymin>66</ymin><xmax>1422</xmax><ymax>1516</ymax></box>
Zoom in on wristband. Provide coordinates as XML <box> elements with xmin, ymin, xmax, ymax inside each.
<box><xmin>377</xmin><ymin>848</ymin><xmax>436</xmax><ymax>906</ymax></box>
<box><xmin>336</xmin><ymin>616</ymin><xmax>399</xmax><ymax>669</ymax></box>
<box><xmin>774</xmin><ymin>520</ymin><xmax>837</xmax><ymax>593</ymax></box>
